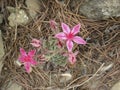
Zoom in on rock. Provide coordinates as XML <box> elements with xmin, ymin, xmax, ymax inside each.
<box><xmin>79</xmin><ymin>0</ymin><xmax>120</xmax><ymax>20</ymax></box>
<box><xmin>0</xmin><ymin>30</ymin><xmax>4</xmax><ymax>73</ymax></box>
<box><xmin>8</xmin><ymin>7</ymin><xmax>29</xmax><ymax>27</ymax></box>
<box><xmin>100</xmin><ymin>63</ymin><xmax>113</xmax><ymax>73</ymax></box>
<box><xmin>7</xmin><ymin>6</ymin><xmax>16</xmax><ymax>13</ymax></box>
<box><xmin>111</xmin><ymin>81</ymin><xmax>120</xmax><ymax>90</ymax></box>
<box><xmin>1</xmin><ymin>81</ymin><xmax>22</xmax><ymax>90</ymax></box>
<box><xmin>0</xmin><ymin>14</ymin><xmax>3</xmax><ymax>24</ymax></box>
<box><xmin>26</xmin><ymin>0</ymin><xmax>41</xmax><ymax>18</ymax></box>
<box><xmin>60</xmin><ymin>73</ymin><xmax>72</xmax><ymax>83</ymax></box>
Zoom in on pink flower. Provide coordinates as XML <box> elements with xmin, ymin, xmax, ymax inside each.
<box><xmin>30</xmin><ymin>38</ymin><xmax>41</xmax><ymax>48</ymax></box>
<box><xmin>18</xmin><ymin>48</ymin><xmax>37</xmax><ymax>73</ymax></box>
<box><xmin>50</xmin><ymin>20</ymin><xmax>57</xmax><ymax>30</ymax></box>
<box><xmin>55</xmin><ymin>23</ymin><xmax>86</xmax><ymax>52</ymax></box>
<box><xmin>68</xmin><ymin>51</ymin><xmax>78</xmax><ymax>64</ymax></box>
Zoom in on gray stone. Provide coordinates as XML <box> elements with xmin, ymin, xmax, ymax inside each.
<box><xmin>0</xmin><ymin>14</ymin><xmax>3</xmax><ymax>24</ymax></box>
<box><xmin>7</xmin><ymin>7</ymin><xmax>29</xmax><ymax>27</ymax></box>
<box><xmin>79</xmin><ymin>0</ymin><xmax>120</xmax><ymax>20</ymax></box>
<box><xmin>111</xmin><ymin>81</ymin><xmax>120</xmax><ymax>90</ymax></box>
<box><xmin>26</xmin><ymin>0</ymin><xmax>41</xmax><ymax>18</ymax></box>
<box><xmin>0</xmin><ymin>30</ymin><xmax>4</xmax><ymax>73</ymax></box>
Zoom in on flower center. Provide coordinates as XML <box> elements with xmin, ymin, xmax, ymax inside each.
<box><xmin>24</xmin><ymin>56</ymin><xmax>31</xmax><ymax>62</ymax></box>
<box><xmin>66</xmin><ymin>33</ymin><xmax>74</xmax><ymax>40</ymax></box>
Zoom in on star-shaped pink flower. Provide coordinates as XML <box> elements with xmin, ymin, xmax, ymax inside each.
<box><xmin>18</xmin><ymin>48</ymin><xmax>37</xmax><ymax>73</ymax></box>
<box><xmin>55</xmin><ymin>23</ymin><xmax>86</xmax><ymax>52</ymax></box>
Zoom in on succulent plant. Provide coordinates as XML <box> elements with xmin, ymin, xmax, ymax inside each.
<box><xmin>43</xmin><ymin>37</ymin><xmax>67</xmax><ymax>67</ymax></box>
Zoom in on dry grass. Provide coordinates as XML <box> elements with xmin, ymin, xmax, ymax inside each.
<box><xmin>0</xmin><ymin>0</ymin><xmax>120</xmax><ymax>90</ymax></box>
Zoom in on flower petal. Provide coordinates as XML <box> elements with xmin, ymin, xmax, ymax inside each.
<box><xmin>61</xmin><ymin>23</ymin><xmax>70</xmax><ymax>34</ymax></box>
<box><xmin>30</xmin><ymin>59</ymin><xmax>37</xmax><ymax>65</ymax></box>
<box><xmin>20</xmin><ymin>48</ymin><xmax>27</xmax><ymax>56</ymax></box>
<box><xmin>74</xmin><ymin>51</ymin><xmax>79</xmax><ymax>56</ymax></box>
<box><xmin>68</xmin><ymin>55</ymin><xmax>76</xmax><ymax>64</ymax></box>
<box><xmin>32</xmin><ymin>38</ymin><xmax>40</xmax><ymax>43</ymax></box>
<box><xmin>55</xmin><ymin>32</ymin><xmax>67</xmax><ymax>40</ymax></box>
<box><xmin>18</xmin><ymin>56</ymin><xmax>25</xmax><ymax>62</ymax></box>
<box><xmin>68</xmin><ymin>51</ymin><xmax>78</xmax><ymax>64</ymax></box>
<box><xmin>30</xmin><ymin>43</ymin><xmax>40</xmax><ymax>47</ymax></box>
<box><xmin>28</xmin><ymin>50</ymin><xmax>36</xmax><ymax>57</ymax></box>
<box><xmin>73</xmin><ymin>36</ymin><xmax>86</xmax><ymax>44</ymax></box>
<box><xmin>66</xmin><ymin>40</ymin><xmax>73</xmax><ymax>52</ymax></box>
<box><xmin>71</xmin><ymin>24</ymin><xmax>81</xmax><ymax>35</ymax></box>
<box><xmin>50</xmin><ymin>20</ymin><xmax>57</xmax><ymax>30</ymax></box>
<box><xmin>24</xmin><ymin>63</ymin><xmax>32</xmax><ymax>73</ymax></box>
<box><xmin>30</xmin><ymin>39</ymin><xmax>41</xmax><ymax>47</ymax></box>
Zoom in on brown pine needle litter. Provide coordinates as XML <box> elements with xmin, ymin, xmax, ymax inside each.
<box><xmin>0</xmin><ymin>0</ymin><xmax>120</xmax><ymax>90</ymax></box>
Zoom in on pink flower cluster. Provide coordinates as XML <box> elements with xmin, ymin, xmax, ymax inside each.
<box><xmin>18</xmin><ymin>21</ymin><xmax>86</xmax><ymax>73</ymax></box>
<box><xmin>55</xmin><ymin>23</ymin><xmax>86</xmax><ymax>64</ymax></box>
<box><xmin>18</xmin><ymin>38</ymin><xmax>42</xmax><ymax>73</ymax></box>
